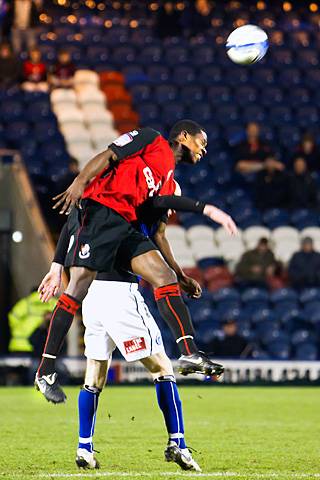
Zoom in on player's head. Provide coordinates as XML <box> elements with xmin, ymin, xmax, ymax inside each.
<box><xmin>168</xmin><ymin>119</ymin><xmax>207</xmax><ymax>165</ymax></box>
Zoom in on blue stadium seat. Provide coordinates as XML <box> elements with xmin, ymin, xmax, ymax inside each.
<box><xmin>242</xmin><ymin>105</ymin><xmax>266</xmax><ymax>123</ymax></box>
<box><xmin>270</xmin><ymin>288</ymin><xmax>298</xmax><ymax>304</ymax></box>
<box><xmin>109</xmin><ymin>46</ymin><xmax>136</xmax><ymax>67</ymax></box>
<box><xmin>172</xmin><ymin>65</ymin><xmax>196</xmax><ymax>86</ymax></box>
<box><xmin>27</xmin><ymin>101</ymin><xmax>53</xmax><ymax>121</ymax></box>
<box><xmin>267</xmin><ymin>340</ymin><xmax>291</xmax><ymax>360</ymax></box>
<box><xmin>290</xmin><ymin>209</ymin><xmax>318</xmax><ymax>229</ymax></box>
<box><xmin>138</xmin><ymin>103</ymin><xmax>160</xmax><ymax>123</ymax></box>
<box><xmin>212</xmin><ymin>288</ymin><xmax>240</xmax><ymax>303</ymax></box>
<box><xmin>5</xmin><ymin>121</ymin><xmax>30</xmax><ymax>146</ymax></box>
<box><xmin>251</xmin><ymin>67</ymin><xmax>275</xmax><ymax>85</ymax></box>
<box><xmin>39</xmin><ymin>45</ymin><xmax>57</xmax><ymax>62</ymax></box>
<box><xmin>260</xmin><ymin>87</ymin><xmax>283</xmax><ymax>106</ymax></box>
<box><xmin>278</xmin><ymin>126</ymin><xmax>300</xmax><ymax>149</ymax></box>
<box><xmin>242</xmin><ymin>288</ymin><xmax>270</xmax><ymax>304</ymax></box>
<box><xmin>123</xmin><ymin>65</ymin><xmax>148</xmax><ymax>86</ymax></box>
<box><xmin>296</xmin><ymin>49</ymin><xmax>319</xmax><ymax>67</ymax></box>
<box><xmin>139</xmin><ymin>45</ymin><xmax>163</xmax><ymax>65</ymax></box>
<box><xmin>251</xmin><ymin>348</ymin><xmax>270</xmax><ymax>360</ymax></box>
<box><xmin>255</xmin><ymin>320</ymin><xmax>279</xmax><ymax>338</ymax></box>
<box><xmin>81</xmin><ymin>26</ymin><xmax>103</xmax><ymax>45</ymax></box>
<box><xmin>130</xmin><ymin>84</ymin><xmax>151</xmax><ymax>103</ymax></box>
<box><xmin>192</xmin><ymin>45</ymin><xmax>214</xmax><ymax>67</ymax></box>
<box><xmin>304</xmin><ymin>69</ymin><xmax>320</xmax><ymax>89</ymax></box>
<box><xmin>279</xmin><ymin>68</ymin><xmax>301</xmax><ymax>87</ymax></box>
<box><xmin>262</xmin><ymin>208</ymin><xmax>290</xmax><ymax>228</ymax></box>
<box><xmin>154</xmin><ymin>84</ymin><xmax>178</xmax><ymax>103</ymax></box>
<box><xmin>0</xmin><ymin>101</ymin><xmax>23</xmax><ymax>122</ymax></box>
<box><xmin>251</xmin><ymin>307</ymin><xmax>277</xmax><ymax>325</ymax></box>
<box><xmin>180</xmin><ymin>85</ymin><xmax>204</xmax><ymax>103</ymax></box>
<box><xmin>303</xmin><ymin>301</ymin><xmax>320</xmax><ymax>324</ymax></box>
<box><xmin>291</xmin><ymin>329</ymin><xmax>316</xmax><ymax>346</ymax></box>
<box><xmin>161</xmin><ymin>103</ymin><xmax>186</xmax><ymax>125</ymax></box>
<box><xmin>269</xmin><ymin>48</ymin><xmax>293</xmax><ymax>66</ymax></box>
<box><xmin>199</xmin><ymin>65</ymin><xmax>222</xmax><ymax>85</ymax></box>
<box><xmin>296</xmin><ymin>106</ymin><xmax>319</xmax><ymax>128</ymax></box>
<box><xmin>225</xmin><ymin>187</ymin><xmax>248</xmax><ymax>206</ymax></box>
<box><xmin>224</xmin><ymin>67</ymin><xmax>249</xmax><ymax>86</ymax></box>
<box><xmin>215</xmin><ymin>104</ymin><xmax>239</xmax><ymax>125</ymax></box>
<box><xmin>20</xmin><ymin>139</ymin><xmax>38</xmax><ymax>162</ymax></box>
<box><xmin>188</xmin><ymin>102</ymin><xmax>212</xmax><ymax>123</ymax></box>
<box><xmin>300</xmin><ymin>288</ymin><xmax>320</xmax><ymax>304</ymax></box>
<box><xmin>165</xmin><ymin>46</ymin><xmax>189</xmax><ymax>65</ymax></box>
<box><xmin>146</xmin><ymin>65</ymin><xmax>169</xmax><ymax>84</ymax></box>
<box><xmin>268</xmin><ymin>106</ymin><xmax>292</xmax><ymax>126</ymax></box>
<box><xmin>87</xmin><ymin>46</ymin><xmax>109</xmax><ymax>64</ymax></box>
<box><xmin>294</xmin><ymin>343</ymin><xmax>318</xmax><ymax>360</ymax></box>
<box><xmin>33</xmin><ymin>121</ymin><xmax>60</xmax><ymax>143</ymax></box>
<box><xmin>40</xmin><ymin>141</ymin><xmax>67</xmax><ymax>164</ymax></box>
<box><xmin>234</xmin><ymin>86</ymin><xmax>257</xmax><ymax>105</ymax></box>
<box><xmin>207</xmin><ymin>86</ymin><xmax>231</xmax><ymax>105</ymax></box>
<box><xmin>288</xmin><ymin>88</ymin><xmax>310</xmax><ymax>106</ymax></box>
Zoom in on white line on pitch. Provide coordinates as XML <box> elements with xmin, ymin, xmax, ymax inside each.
<box><xmin>13</xmin><ymin>471</ymin><xmax>320</xmax><ymax>479</ymax></box>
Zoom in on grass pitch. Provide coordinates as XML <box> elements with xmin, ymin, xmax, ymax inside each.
<box><xmin>0</xmin><ymin>386</ymin><xmax>319</xmax><ymax>480</ymax></box>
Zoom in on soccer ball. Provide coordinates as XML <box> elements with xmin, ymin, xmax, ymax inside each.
<box><xmin>226</xmin><ymin>24</ymin><xmax>269</xmax><ymax>65</ymax></box>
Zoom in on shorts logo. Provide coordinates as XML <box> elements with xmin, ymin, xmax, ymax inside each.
<box><xmin>124</xmin><ymin>337</ymin><xmax>146</xmax><ymax>355</ymax></box>
<box><xmin>79</xmin><ymin>243</ymin><xmax>90</xmax><ymax>259</ymax></box>
<box><xmin>67</xmin><ymin>235</ymin><xmax>75</xmax><ymax>253</ymax></box>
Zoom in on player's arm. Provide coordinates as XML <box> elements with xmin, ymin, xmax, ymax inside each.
<box><xmin>38</xmin><ymin>223</ymin><xmax>69</xmax><ymax>302</ymax></box>
<box><xmin>153</xmin><ymin>221</ymin><xmax>202</xmax><ymax>299</ymax></box>
<box><xmin>151</xmin><ymin>195</ymin><xmax>238</xmax><ymax>236</ymax></box>
<box><xmin>53</xmin><ymin>149</ymin><xmax>117</xmax><ymax>214</ymax></box>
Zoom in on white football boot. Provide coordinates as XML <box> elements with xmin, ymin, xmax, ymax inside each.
<box><xmin>76</xmin><ymin>448</ymin><xmax>100</xmax><ymax>469</ymax></box>
<box><xmin>165</xmin><ymin>441</ymin><xmax>201</xmax><ymax>472</ymax></box>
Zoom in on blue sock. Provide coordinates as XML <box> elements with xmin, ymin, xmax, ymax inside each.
<box><xmin>155</xmin><ymin>375</ymin><xmax>187</xmax><ymax>449</ymax></box>
<box><xmin>78</xmin><ymin>386</ymin><xmax>100</xmax><ymax>453</ymax></box>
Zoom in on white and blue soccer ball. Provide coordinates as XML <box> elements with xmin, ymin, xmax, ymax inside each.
<box><xmin>226</xmin><ymin>24</ymin><xmax>269</xmax><ymax>65</ymax></box>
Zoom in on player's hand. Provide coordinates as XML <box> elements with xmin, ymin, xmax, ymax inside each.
<box><xmin>203</xmin><ymin>204</ymin><xmax>238</xmax><ymax>236</ymax></box>
<box><xmin>179</xmin><ymin>275</ymin><xmax>202</xmax><ymax>299</ymax></box>
<box><xmin>38</xmin><ymin>262</ymin><xmax>63</xmax><ymax>302</ymax></box>
<box><xmin>52</xmin><ymin>177</ymin><xmax>86</xmax><ymax>215</ymax></box>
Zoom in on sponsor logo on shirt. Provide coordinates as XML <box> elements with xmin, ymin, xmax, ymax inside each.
<box><xmin>143</xmin><ymin>166</ymin><xmax>162</xmax><ymax>197</ymax></box>
<box><xmin>79</xmin><ymin>243</ymin><xmax>90</xmax><ymax>259</ymax></box>
<box><xmin>124</xmin><ymin>337</ymin><xmax>146</xmax><ymax>354</ymax></box>
<box><xmin>114</xmin><ymin>130</ymin><xmax>139</xmax><ymax>147</ymax></box>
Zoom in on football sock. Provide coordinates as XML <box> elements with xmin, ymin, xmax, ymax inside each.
<box><xmin>78</xmin><ymin>386</ymin><xmax>101</xmax><ymax>453</ymax></box>
<box><xmin>154</xmin><ymin>283</ymin><xmax>198</xmax><ymax>356</ymax></box>
<box><xmin>155</xmin><ymin>375</ymin><xmax>186</xmax><ymax>449</ymax></box>
<box><xmin>38</xmin><ymin>293</ymin><xmax>81</xmax><ymax>377</ymax></box>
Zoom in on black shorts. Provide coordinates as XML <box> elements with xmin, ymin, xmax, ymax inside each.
<box><xmin>65</xmin><ymin>199</ymin><xmax>157</xmax><ymax>272</ymax></box>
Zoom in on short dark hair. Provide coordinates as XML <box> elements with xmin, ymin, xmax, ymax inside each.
<box><xmin>168</xmin><ymin>119</ymin><xmax>205</xmax><ymax>141</ymax></box>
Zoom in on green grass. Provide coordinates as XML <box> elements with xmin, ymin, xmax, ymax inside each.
<box><xmin>0</xmin><ymin>386</ymin><xmax>319</xmax><ymax>480</ymax></box>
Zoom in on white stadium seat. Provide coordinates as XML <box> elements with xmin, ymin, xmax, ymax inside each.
<box><xmin>242</xmin><ymin>226</ymin><xmax>271</xmax><ymax>247</ymax></box>
<box><xmin>165</xmin><ymin>225</ymin><xmax>187</xmax><ymax>243</ymax></box>
<box><xmin>191</xmin><ymin>241</ymin><xmax>221</xmax><ymax>261</ymax></box>
<box><xmin>274</xmin><ymin>241</ymin><xmax>299</xmax><ymax>264</ymax></box>
<box><xmin>271</xmin><ymin>226</ymin><xmax>300</xmax><ymax>243</ymax></box>
<box><xmin>219</xmin><ymin>239</ymin><xmax>245</xmax><ymax>263</ymax></box>
<box><xmin>67</xmin><ymin>144</ymin><xmax>95</xmax><ymax>166</ymax></box>
<box><xmin>74</xmin><ymin>70</ymin><xmax>99</xmax><ymax>87</ymax></box>
<box><xmin>83</xmin><ymin>105</ymin><xmax>114</xmax><ymax>125</ymax></box>
<box><xmin>215</xmin><ymin>226</ymin><xmax>243</xmax><ymax>245</ymax></box>
<box><xmin>174</xmin><ymin>253</ymin><xmax>196</xmax><ymax>268</ymax></box>
<box><xmin>55</xmin><ymin>106</ymin><xmax>85</xmax><ymax>124</ymax></box>
<box><xmin>51</xmin><ymin>88</ymin><xmax>77</xmax><ymax>105</ymax></box>
<box><xmin>77</xmin><ymin>87</ymin><xmax>106</xmax><ymax>107</ymax></box>
<box><xmin>60</xmin><ymin>124</ymin><xmax>91</xmax><ymax>143</ymax></box>
<box><xmin>300</xmin><ymin>227</ymin><xmax>320</xmax><ymax>242</ymax></box>
<box><xmin>186</xmin><ymin>225</ymin><xmax>215</xmax><ymax>244</ymax></box>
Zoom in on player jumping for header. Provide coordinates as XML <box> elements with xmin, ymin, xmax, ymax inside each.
<box><xmin>35</xmin><ymin>120</ymin><xmax>237</xmax><ymax>403</ymax></box>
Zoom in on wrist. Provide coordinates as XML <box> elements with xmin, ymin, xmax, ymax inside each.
<box><xmin>51</xmin><ymin>262</ymin><xmax>63</xmax><ymax>274</ymax></box>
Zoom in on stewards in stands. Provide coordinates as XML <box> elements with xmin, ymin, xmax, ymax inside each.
<box><xmin>235</xmin><ymin>238</ymin><xmax>277</xmax><ymax>288</ymax></box>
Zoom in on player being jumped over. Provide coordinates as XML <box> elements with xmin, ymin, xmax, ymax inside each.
<box><xmin>35</xmin><ymin>120</ymin><xmax>237</xmax><ymax>403</ymax></box>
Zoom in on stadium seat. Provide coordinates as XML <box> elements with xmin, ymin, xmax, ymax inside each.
<box><xmin>251</xmin><ymin>307</ymin><xmax>277</xmax><ymax>325</ymax></box>
<box><xmin>291</xmin><ymin>329</ymin><xmax>316</xmax><ymax>346</ymax></box>
<box><xmin>263</xmin><ymin>209</ymin><xmax>290</xmax><ymax>229</ymax></box>
<box><xmin>138</xmin><ymin>103</ymin><xmax>160</xmax><ymax>123</ymax></box>
<box><xmin>290</xmin><ymin>209</ymin><xmax>318</xmax><ymax>230</ymax></box>
<box><xmin>272</xmin><ymin>226</ymin><xmax>300</xmax><ymax>243</ymax></box>
<box><xmin>242</xmin><ymin>288</ymin><xmax>269</xmax><ymax>304</ymax></box>
<box><xmin>74</xmin><ymin>70</ymin><xmax>100</xmax><ymax>88</ymax></box>
<box><xmin>300</xmin><ymin>227</ymin><xmax>320</xmax><ymax>243</ymax></box>
<box><xmin>83</xmin><ymin>105</ymin><xmax>114</xmax><ymax>125</ymax></box>
<box><xmin>139</xmin><ymin>45</ymin><xmax>163</xmax><ymax>65</ymax></box>
<box><xmin>165</xmin><ymin>225</ymin><xmax>187</xmax><ymax>243</ymax></box>
<box><xmin>207</xmin><ymin>86</ymin><xmax>231</xmax><ymax>105</ymax></box>
<box><xmin>212</xmin><ymin>287</ymin><xmax>240</xmax><ymax>303</ymax></box>
<box><xmin>294</xmin><ymin>343</ymin><xmax>318</xmax><ymax>360</ymax></box>
<box><xmin>243</xmin><ymin>226</ymin><xmax>271</xmax><ymax>248</ymax></box>
<box><xmin>270</xmin><ymin>288</ymin><xmax>298</xmax><ymax>304</ymax></box>
<box><xmin>267</xmin><ymin>340</ymin><xmax>291</xmax><ymax>360</ymax></box>
<box><xmin>161</xmin><ymin>103</ymin><xmax>186</xmax><ymax>125</ymax></box>
<box><xmin>172</xmin><ymin>66</ymin><xmax>196</xmax><ymax>86</ymax></box>
<box><xmin>191</xmin><ymin>44</ymin><xmax>214</xmax><ymax>66</ymax></box>
<box><xmin>300</xmin><ymin>288</ymin><xmax>320</xmax><ymax>304</ymax></box>
<box><xmin>51</xmin><ymin>88</ymin><xmax>77</xmax><ymax>106</ymax></box>
<box><xmin>296</xmin><ymin>48</ymin><xmax>318</xmax><ymax>67</ymax></box>
<box><xmin>55</xmin><ymin>105</ymin><xmax>85</xmax><ymax>125</ymax></box>
<box><xmin>199</xmin><ymin>65</ymin><xmax>222</xmax><ymax>85</ymax></box>
<box><xmin>180</xmin><ymin>85</ymin><xmax>204</xmax><ymax>103</ymax></box>
<box><xmin>77</xmin><ymin>88</ymin><xmax>106</xmax><ymax>107</ymax></box>
<box><xmin>186</xmin><ymin>225</ymin><xmax>215</xmax><ymax>244</ymax></box>
<box><xmin>154</xmin><ymin>85</ymin><xmax>178</xmax><ymax>103</ymax></box>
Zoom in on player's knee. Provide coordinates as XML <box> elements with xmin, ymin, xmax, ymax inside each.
<box><xmin>141</xmin><ymin>353</ymin><xmax>174</xmax><ymax>379</ymax></box>
<box><xmin>84</xmin><ymin>359</ymin><xmax>109</xmax><ymax>390</ymax></box>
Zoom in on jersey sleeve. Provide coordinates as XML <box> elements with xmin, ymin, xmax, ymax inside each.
<box><xmin>108</xmin><ymin>127</ymin><xmax>160</xmax><ymax>160</ymax></box>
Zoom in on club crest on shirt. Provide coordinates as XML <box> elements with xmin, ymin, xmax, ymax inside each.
<box><xmin>79</xmin><ymin>243</ymin><xmax>90</xmax><ymax>259</ymax></box>
<box><xmin>124</xmin><ymin>337</ymin><xmax>146</xmax><ymax>354</ymax></box>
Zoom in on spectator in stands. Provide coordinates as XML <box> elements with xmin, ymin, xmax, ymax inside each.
<box><xmin>2</xmin><ymin>0</ymin><xmax>40</xmax><ymax>54</ymax></box>
<box><xmin>0</xmin><ymin>42</ymin><xmax>22</xmax><ymax>88</ymax></box>
<box><xmin>255</xmin><ymin>155</ymin><xmax>288</xmax><ymax>210</ymax></box>
<box><xmin>211</xmin><ymin>319</ymin><xmax>250</xmax><ymax>358</ymax></box>
<box><xmin>182</xmin><ymin>0</ymin><xmax>214</xmax><ymax>36</ymax></box>
<box><xmin>8</xmin><ymin>287</ymin><xmax>56</xmax><ymax>354</ymax></box>
<box><xmin>288</xmin><ymin>156</ymin><xmax>318</xmax><ymax>209</ymax></box>
<box><xmin>235</xmin><ymin>238</ymin><xmax>277</xmax><ymax>288</ymax></box>
<box><xmin>155</xmin><ymin>2</ymin><xmax>182</xmax><ymax>38</ymax></box>
<box><xmin>295</xmin><ymin>133</ymin><xmax>320</xmax><ymax>172</ymax></box>
<box><xmin>22</xmin><ymin>46</ymin><xmax>48</xmax><ymax>92</ymax></box>
<box><xmin>49</xmin><ymin>49</ymin><xmax>75</xmax><ymax>89</ymax></box>
<box><xmin>235</xmin><ymin>122</ymin><xmax>273</xmax><ymax>177</ymax></box>
<box><xmin>288</xmin><ymin>237</ymin><xmax>320</xmax><ymax>288</ymax></box>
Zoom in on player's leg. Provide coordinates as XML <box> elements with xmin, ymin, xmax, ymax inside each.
<box><xmin>140</xmin><ymin>352</ymin><xmax>201</xmax><ymax>472</ymax></box>
<box><xmin>35</xmin><ymin>266</ymin><xmax>96</xmax><ymax>403</ymax></box>
<box><xmin>76</xmin><ymin>358</ymin><xmax>110</xmax><ymax>470</ymax></box>
<box><xmin>130</xmin><ymin>249</ymin><xmax>223</xmax><ymax>377</ymax></box>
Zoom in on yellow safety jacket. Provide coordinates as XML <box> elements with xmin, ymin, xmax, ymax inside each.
<box><xmin>8</xmin><ymin>292</ymin><xmax>56</xmax><ymax>352</ymax></box>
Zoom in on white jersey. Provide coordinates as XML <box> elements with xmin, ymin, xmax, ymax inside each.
<box><xmin>82</xmin><ymin>280</ymin><xmax>165</xmax><ymax>362</ymax></box>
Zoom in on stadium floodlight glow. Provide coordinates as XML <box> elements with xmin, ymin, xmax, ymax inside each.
<box><xmin>12</xmin><ymin>231</ymin><xmax>23</xmax><ymax>243</ymax></box>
